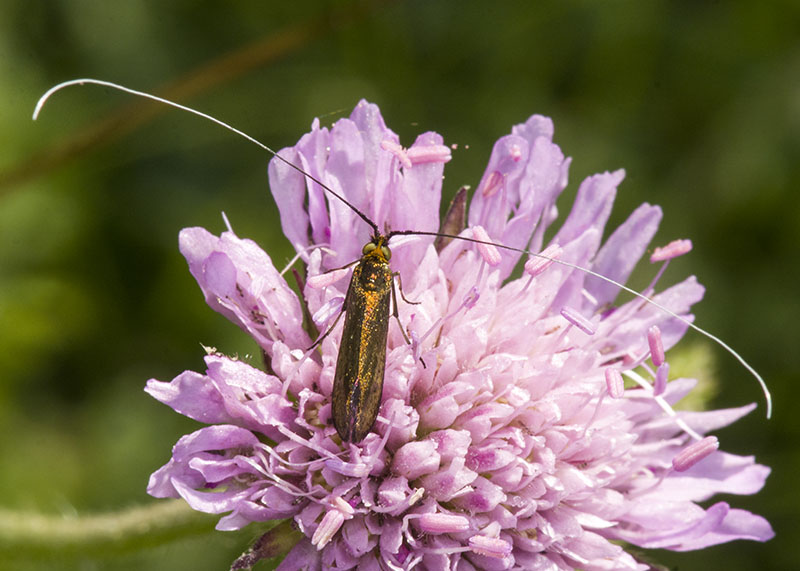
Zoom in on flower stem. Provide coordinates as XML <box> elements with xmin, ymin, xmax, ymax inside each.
<box><xmin>0</xmin><ymin>499</ymin><xmax>216</xmax><ymax>560</ymax></box>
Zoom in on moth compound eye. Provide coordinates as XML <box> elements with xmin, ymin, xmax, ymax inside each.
<box><xmin>363</xmin><ymin>242</ymin><xmax>377</xmax><ymax>255</ymax></box>
<box><xmin>380</xmin><ymin>246</ymin><xmax>391</xmax><ymax>261</ymax></box>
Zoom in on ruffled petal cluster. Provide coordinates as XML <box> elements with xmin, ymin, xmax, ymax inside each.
<box><xmin>147</xmin><ymin>101</ymin><xmax>772</xmax><ymax>570</ymax></box>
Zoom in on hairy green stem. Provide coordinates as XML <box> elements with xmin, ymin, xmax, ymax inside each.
<box><xmin>0</xmin><ymin>499</ymin><xmax>217</xmax><ymax>559</ymax></box>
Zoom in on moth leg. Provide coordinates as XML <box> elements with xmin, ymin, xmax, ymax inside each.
<box><xmin>306</xmin><ymin>291</ymin><xmax>348</xmax><ymax>352</ymax></box>
<box><xmin>304</xmin><ymin>260</ymin><xmax>359</xmax><ymax>352</ymax></box>
<box><xmin>394</xmin><ymin>272</ymin><xmax>420</xmax><ymax>305</ymax></box>
<box><xmin>390</xmin><ymin>274</ymin><xmax>413</xmax><ymax>346</ymax></box>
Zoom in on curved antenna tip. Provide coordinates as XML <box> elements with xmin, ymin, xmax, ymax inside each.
<box><xmin>33</xmin><ymin>78</ymin><xmax>96</xmax><ymax>120</ymax></box>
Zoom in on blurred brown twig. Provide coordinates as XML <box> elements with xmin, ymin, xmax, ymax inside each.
<box><xmin>0</xmin><ymin>0</ymin><xmax>391</xmax><ymax>195</ymax></box>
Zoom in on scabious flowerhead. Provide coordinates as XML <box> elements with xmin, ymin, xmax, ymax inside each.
<box><xmin>146</xmin><ymin>101</ymin><xmax>772</xmax><ymax>570</ymax></box>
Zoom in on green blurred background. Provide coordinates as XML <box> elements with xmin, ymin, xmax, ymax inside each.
<box><xmin>1</xmin><ymin>1</ymin><xmax>797</xmax><ymax>569</ymax></box>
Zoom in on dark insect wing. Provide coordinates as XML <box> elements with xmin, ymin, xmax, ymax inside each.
<box><xmin>331</xmin><ymin>250</ymin><xmax>393</xmax><ymax>442</ymax></box>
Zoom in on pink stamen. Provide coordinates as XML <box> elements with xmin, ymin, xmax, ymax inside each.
<box><xmin>414</xmin><ymin>286</ymin><xmax>481</xmax><ymax>359</ymax></box>
<box><xmin>480</xmin><ymin>170</ymin><xmax>504</xmax><ymax>197</ymax></box>
<box><xmin>468</xmin><ymin>535</ymin><xmax>512</xmax><ymax>559</ymax></box>
<box><xmin>332</xmin><ymin>496</ymin><xmax>355</xmax><ymax>515</ymax></box>
<box><xmin>580</xmin><ymin>391</ymin><xmax>606</xmax><ymax>440</ymax></box>
<box><xmin>410</xmin><ymin>329</ymin><xmax>423</xmax><ymax>363</ymax></box>
<box><xmin>647</xmin><ymin>325</ymin><xmax>665</xmax><ymax>367</ymax></box>
<box><xmin>325</xmin><ymin>458</ymin><xmax>369</xmax><ymax>478</ymax></box>
<box><xmin>650</xmin><ymin>239</ymin><xmax>693</xmax><ymax>262</ymax></box>
<box><xmin>509</xmin><ymin>143</ymin><xmax>523</xmax><ymax>162</ymax></box>
<box><xmin>672</xmin><ymin>436</ymin><xmax>719</xmax><ymax>472</ymax></box>
<box><xmin>463</xmin><ymin>286</ymin><xmax>480</xmax><ymax>310</ymax></box>
<box><xmin>581</xmin><ymin>289</ymin><xmax>599</xmax><ymax>307</ymax></box>
<box><xmin>605</xmin><ymin>368</ymin><xmax>624</xmax><ymax>399</ymax></box>
<box><xmin>407</xmin><ymin>144</ymin><xmax>452</xmax><ymax>164</ymax></box>
<box><xmin>471</xmin><ymin>226</ymin><xmax>502</xmax><ymax>266</ymax></box>
<box><xmin>524</xmin><ymin>244</ymin><xmax>562</xmax><ymax>277</ymax></box>
<box><xmin>560</xmin><ymin>307</ymin><xmax>595</xmax><ymax>335</ymax></box>
<box><xmin>381</xmin><ymin>139</ymin><xmax>412</xmax><ymax>169</ymax></box>
<box><xmin>418</xmin><ymin>513</ymin><xmax>470</xmax><ymax>534</ymax></box>
<box><xmin>407</xmin><ymin>487</ymin><xmax>425</xmax><ymax>507</ymax></box>
<box><xmin>654</xmin><ymin>362</ymin><xmax>669</xmax><ymax>396</ymax></box>
<box><xmin>311</xmin><ymin>296</ymin><xmax>344</xmax><ymax>327</ymax></box>
<box><xmin>311</xmin><ymin>508</ymin><xmax>346</xmax><ymax>549</ymax></box>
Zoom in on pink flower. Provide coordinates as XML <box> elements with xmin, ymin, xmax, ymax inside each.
<box><xmin>146</xmin><ymin>101</ymin><xmax>772</xmax><ymax>569</ymax></box>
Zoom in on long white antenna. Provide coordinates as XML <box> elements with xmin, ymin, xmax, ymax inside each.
<box><xmin>33</xmin><ymin>78</ymin><xmax>378</xmax><ymax>233</ymax></box>
<box><xmin>33</xmin><ymin>78</ymin><xmax>772</xmax><ymax>419</ymax></box>
<box><xmin>402</xmin><ymin>229</ymin><xmax>771</xmax><ymax>419</ymax></box>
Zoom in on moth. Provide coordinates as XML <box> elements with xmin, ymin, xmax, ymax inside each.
<box><xmin>33</xmin><ymin>79</ymin><xmax>772</xmax><ymax>444</ymax></box>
